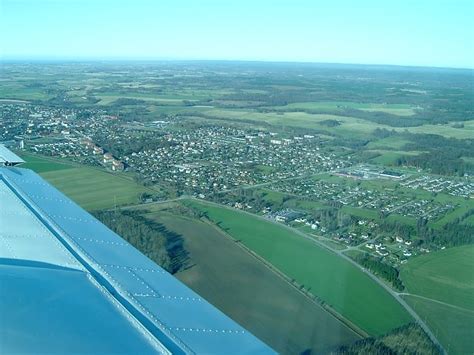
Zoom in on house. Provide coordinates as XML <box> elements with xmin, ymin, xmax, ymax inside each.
<box><xmin>82</xmin><ymin>139</ymin><xmax>94</xmax><ymax>148</ymax></box>
<box><xmin>112</xmin><ymin>160</ymin><xmax>125</xmax><ymax>171</ymax></box>
<box><xmin>103</xmin><ymin>153</ymin><xmax>114</xmax><ymax>164</ymax></box>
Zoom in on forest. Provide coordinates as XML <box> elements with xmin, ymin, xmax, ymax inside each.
<box><xmin>335</xmin><ymin>323</ymin><xmax>441</xmax><ymax>355</ymax></box>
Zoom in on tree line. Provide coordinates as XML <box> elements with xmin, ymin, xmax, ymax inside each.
<box><xmin>93</xmin><ymin>210</ymin><xmax>189</xmax><ymax>274</ymax></box>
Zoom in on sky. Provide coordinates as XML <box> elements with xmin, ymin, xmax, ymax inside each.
<box><xmin>1</xmin><ymin>0</ymin><xmax>473</xmax><ymax>68</ymax></box>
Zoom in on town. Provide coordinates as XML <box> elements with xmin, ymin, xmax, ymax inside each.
<box><xmin>3</xmin><ymin>101</ymin><xmax>472</xmax><ymax>269</ymax></box>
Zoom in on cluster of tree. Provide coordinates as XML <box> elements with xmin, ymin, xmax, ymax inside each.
<box><xmin>331</xmin><ymin>136</ymin><xmax>369</xmax><ymax>149</ymax></box>
<box><xmin>319</xmin><ymin>119</ymin><xmax>341</xmax><ymax>127</ymax></box>
<box><xmin>310</xmin><ymin>207</ymin><xmax>355</xmax><ymax>231</ymax></box>
<box><xmin>110</xmin><ymin>98</ymin><xmax>147</xmax><ymax>106</ymax></box>
<box><xmin>93</xmin><ymin>210</ymin><xmax>189</xmax><ymax>274</ymax></box>
<box><xmin>405</xmin><ymin>214</ymin><xmax>474</xmax><ymax>248</ymax></box>
<box><xmin>355</xmin><ymin>254</ymin><xmax>404</xmax><ymax>291</ymax></box>
<box><xmin>368</xmin><ymin>131</ymin><xmax>474</xmax><ymax>176</ymax></box>
<box><xmin>378</xmin><ymin>220</ymin><xmax>415</xmax><ymax>241</ymax></box>
<box><xmin>374</xmin><ymin>214</ymin><xmax>474</xmax><ymax>248</ymax></box>
<box><xmin>334</xmin><ymin>323</ymin><xmax>441</xmax><ymax>355</ymax></box>
<box><xmin>438</xmin><ymin>223</ymin><xmax>474</xmax><ymax>246</ymax></box>
<box><xmin>396</xmin><ymin>151</ymin><xmax>472</xmax><ymax>176</ymax></box>
<box><xmin>208</xmin><ymin>189</ymin><xmax>279</xmax><ymax>212</ymax></box>
<box><xmin>372</xmin><ymin>127</ymin><xmax>397</xmax><ymax>139</ymax></box>
<box><xmin>90</xmin><ymin>85</ymin><xmax>164</xmax><ymax>95</ymax></box>
<box><xmin>105</xmin><ymin>105</ymin><xmax>155</xmax><ymax>122</ymax></box>
<box><xmin>416</xmin><ymin>213</ymin><xmax>474</xmax><ymax>247</ymax></box>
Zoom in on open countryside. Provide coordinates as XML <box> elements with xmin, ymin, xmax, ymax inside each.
<box><xmin>2</xmin><ymin>61</ymin><xmax>472</xmax><ymax>354</ymax></box>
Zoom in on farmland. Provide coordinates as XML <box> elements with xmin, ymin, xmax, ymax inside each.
<box><xmin>400</xmin><ymin>246</ymin><xmax>474</xmax><ymax>354</ymax></box>
<box><xmin>19</xmin><ymin>153</ymin><xmax>148</xmax><ymax>210</ymax></box>
<box><xmin>185</xmin><ymin>200</ymin><xmax>412</xmax><ymax>336</ymax></box>
<box><xmin>140</xmin><ymin>208</ymin><xmax>359</xmax><ymax>354</ymax></box>
<box><xmin>403</xmin><ymin>296</ymin><xmax>474</xmax><ymax>355</ymax></box>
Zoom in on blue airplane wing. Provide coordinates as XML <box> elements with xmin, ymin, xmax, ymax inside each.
<box><xmin>0</xmin><ymin>164</ymin><xmax>275</xmax><ymax>354</ymax></box>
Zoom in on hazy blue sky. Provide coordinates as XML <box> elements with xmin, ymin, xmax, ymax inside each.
<box><xmin>1</xmin><ymin>0</ymin><xmax>473</xmax><ymax>68</ymax></box>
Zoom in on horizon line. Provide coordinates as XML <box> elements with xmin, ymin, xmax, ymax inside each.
<box><xmin>1</xmin><ymin>57</ymin><xmax>473</xmax><ymax>71</ymax></box>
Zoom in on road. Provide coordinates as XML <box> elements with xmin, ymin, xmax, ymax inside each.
<box><xmin>118</xmin><ymin>196</ymin><xmax>188</xmax><ymax>210</ymax></box>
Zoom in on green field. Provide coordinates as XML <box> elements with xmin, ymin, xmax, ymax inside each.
<box><xmin>259</xmin><ymin>188</ymin><xmax>286</xmax><ymax>204</ymax></box>
<box><xmin>143</xmin><ymin>210</ymin><xmax>359</xmax><ymax>354</ymax></box>
<box><xmin>0</xmin><ymin>86</ymin><xmax>52</xmax><ymax>100</ymax></box>
<box><xmin>40</xmin><ymin>168</ymin><xmax>148</xmax><ymax>210</ymax></box>
<box><xmin>400</xmin><ymin>246</ymin><xmax>474</xmax><ymax>354</ymax></box>
<box><xmin>401</xmin><ymin>246</ymin><xmax>474</xmax><ymax>312</ymax></box>
<box><xmin>20</xmin><ymin>153</ymin><xmax>148</xmax><ymax>210</ymax></box>
<box><xmin>186</xmin><ymin>200</ymin><xmax>412</xmax><ymax>336</ymax></box>
<box><xmin>19</xmin><ymin>153</ymin><xmax>73</xmax><ymax>173</ymax></box>
<box><xmin>403</xmin><ymin>296</ymin><xmax>474</xmax><ymax>355</ymax></box>
<box><xmin>342</xmin><ymin>206</ymin><xmax>380</xmax><ymax>220</ymax></box>
<box><xmin>277</xmin><ymin>101</ymin><xmax>416</xmax><ymax>116</ymax></box>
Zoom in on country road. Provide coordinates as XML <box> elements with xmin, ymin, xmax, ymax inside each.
<box><xmin>398</xmin><ymin>293</ymin><xmax>474</xmax><ymax>314</ymax></box>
